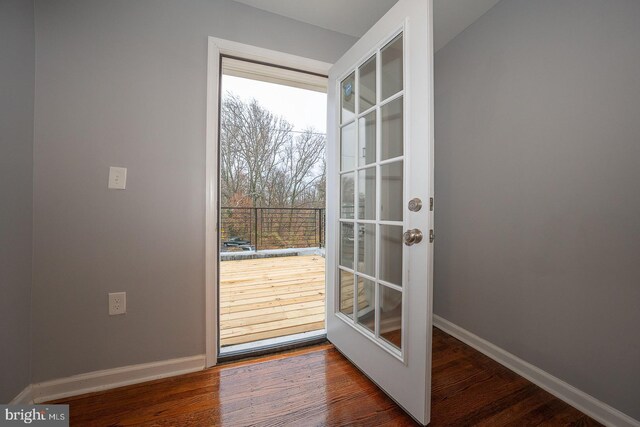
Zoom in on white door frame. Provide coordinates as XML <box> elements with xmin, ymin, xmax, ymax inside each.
<box><xmin>205</xmin><ymin>37</ymin><xmax>331</xmax><ymax>368</ymax></box>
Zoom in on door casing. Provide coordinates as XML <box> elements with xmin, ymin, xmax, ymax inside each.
<box><xmin>205</xmin><ymin>37</ymin><xmax>331</xmax><ymax>368</ymax></box>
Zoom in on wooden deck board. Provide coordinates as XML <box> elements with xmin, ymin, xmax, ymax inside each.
<box><xmin>220</xmin><ymin>255</ymin><xmax>326</xmax><ymax>346</ymax></box>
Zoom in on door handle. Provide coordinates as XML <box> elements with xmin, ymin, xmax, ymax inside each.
<box><xmin>403</xmin><ymin>229</ymin><xmax>423</xmax><ymax>246</ymax></box>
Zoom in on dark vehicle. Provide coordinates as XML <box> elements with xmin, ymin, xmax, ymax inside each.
<box><xmin>223</xmin><ymin>237</ymin><xmax>253</xmax><ymax>251</ymax></box>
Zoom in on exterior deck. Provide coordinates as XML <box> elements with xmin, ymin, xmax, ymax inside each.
<box><xmin>220</xmin><ymin>255</ymin><xmax>326</xmax><ymax>347</ymax></box>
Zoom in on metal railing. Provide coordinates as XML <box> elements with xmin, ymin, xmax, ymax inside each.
<box><xmin>221</xmin><ymin>207</ymin><xmax>325</xmax><ymax>251</ymax></box>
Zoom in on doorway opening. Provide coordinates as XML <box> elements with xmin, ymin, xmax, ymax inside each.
<box><xmin>217</xmin><ymin>56</ymin><xmax>328</xmax><ymax>358</ymax></box>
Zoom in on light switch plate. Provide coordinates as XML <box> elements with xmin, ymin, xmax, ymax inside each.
<box><xmin>108</xmin><ymin>166</ymin><xmax>127</xmax><ymax>190</ymax></box>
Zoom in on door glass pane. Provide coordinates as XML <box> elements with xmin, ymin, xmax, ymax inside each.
<box><xmin>341</xmin><ymin>72</ymin><xmax>356</xmax><ymax>123</ymax></box>
<box><xmin>341</xmin><ymin>173</ymin><xmax>355</xmax><ymax>219</ymax></box>
<box><xmin>335</xmin><ymin>30</ymin><xmax>408</xmax><ymax>356</ymax></box>
<box><xmin>379</xmin><ymin>225</ymin><xmax>403</xmax><ymax>287</ymax></box>
<box><xmin>358</xmin><ymin>167</ymin><xmax>376</xmax><ymax>220</ymax></box>
<box><xmin>341</xmin><ymin>122</ymin><xmax>356</xmax><ymax>171</ymax></box>
<box><xmin>356</xmin><ymin>276</ymin><xmax>375</xmax><ymax>334</ymax></box>
<box><xmin>379</xmin><ymin>284</ymin><xmax>402</xmax><ymax>350</ymax></box>
<box><xmin>357</xmin><ymin>223</ymin><xmax>376</xmax><ymax>277</ymax></box>
<box><xmin>339</xmin><ymin>270</ymin><xmax>354</xmax><ymax>318</ymax></box>
<box><xmin>358</xmin><ymin>111</ymin><xmax>376</xmax><ymax>167</ymax></box>
<box><xmin>380</xmin><ymin>161</ymin><xmax>403</xmax><ymax>222</ymax></box>
<box><xmin>340</xmin><ymin>223</ymin><xmax>354</xmax><ymax>269</ymax></box>
<box><xmin>359</xmin><ymin>55</ymin><xmax>376</xmax><ymax>112</ymax></box>
<box><xmin>381</xmin><ymin>96</ymin><xmax>403</xmax><ymax>160</ymax></box>
<box><xmin>381</xmin><ymin>34</ymin><xmax>403</xmax><ymax>100</ymax></box>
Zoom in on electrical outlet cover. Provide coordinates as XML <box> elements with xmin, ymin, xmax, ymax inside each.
<box><xmin>109</xmin><ymin>292</ymin><xmax>126</xmax><ymax>315</ymax></box>
<box><xmin>108</xmin><ymin>167</ymin><xmax>127</xmax><ymax>190</ymax></box>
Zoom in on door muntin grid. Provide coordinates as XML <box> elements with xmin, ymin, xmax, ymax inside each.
<box><xmin>337</xmin><ymin>29</ymin><xmax>405</xmax><ymax>358</ymax></box>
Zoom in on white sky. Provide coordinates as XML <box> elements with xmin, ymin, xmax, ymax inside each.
<box><xmin>221</xmin><ymin>75</ymin><xmax>327</xmax><ymax>133</ymax></box>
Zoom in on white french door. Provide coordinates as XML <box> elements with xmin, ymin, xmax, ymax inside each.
<box><xmin>326</xmin><ymin>0</ymin><xmax>434</xmax><ymax>424</ymax></box>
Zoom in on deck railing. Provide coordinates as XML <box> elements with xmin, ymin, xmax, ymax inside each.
<box><xmin>221</xmin><ymin>207</ymin><xmax>326</xmax><ymax>251</ymax></box>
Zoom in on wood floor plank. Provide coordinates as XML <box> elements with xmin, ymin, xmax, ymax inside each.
<box><xmin>220</xmin><ymin>313</ymin><xmax>325</xmax><ymax>337</ymax></box>
<box><xmin>222</xmin><ymin>289</ymin><xmax>323</xmax><ymax>307</ymax></box>
<box><xmin>221</xmin><ymin>274</ymin><xmax>324</xmax><ymax>285</ymax></box>
<box><xmin>220</xmin><ymin>310</ymin><xmax>288</xmax><ymax>329</ymax></box>
<box><xmin>220</xmin><ymin>306</ymin><xmax>324</xmax><ymax>330</ymax></box>
<box><xmin>221</xmin><ymin>294</ymin><xmax>323</xmax><ymax>315</ymax></box>
<box><xmin>49</xmin><ymin>328</ymin><xmax>602</xmax><ymax>426</ymax></box>
<box><xmin>221</xmin><ymin>321</ymin><xmax>326</xmax><ymax>345</ymax></box>
<box><xmin>221</xmin><ymin>300</ymin><xmax>325</xmax><ymax>322</ymax></box>
<box><xmin>220</xmin><ymin>280</ymin><xmax>325</xmax><ymax>294</ymax></box>
<box><xmin>220</xmin><ymin>284</ymin><xmax>324</xmax><ymax>301</ymax></box>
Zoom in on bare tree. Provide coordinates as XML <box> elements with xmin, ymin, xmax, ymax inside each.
<box><xmin>220</xmin><ymin>93</ymin><xmax>326</xmax><ymax>208</ymax></box>
<box><xmin>279</xmin><ymin>130</ymin><xmax>325</xmax><ymax>207</ymax></box>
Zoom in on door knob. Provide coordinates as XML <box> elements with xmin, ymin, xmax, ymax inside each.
<box><xmin>403</xmin><ymin>229</ymin><xmax>423</xmax><ymax>246</ymax></box>
<box><xmin>408</xmin><ymin>198</ymin><xmax>422</xmax><ymax>212</ymax></box>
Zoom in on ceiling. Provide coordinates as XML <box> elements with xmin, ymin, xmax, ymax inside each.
<box><xmin>233</xmin><ymin>0</ymin><xmax>399</xmax><ymax>39</ymax></box>
<box><xmin>232</xmin><ymin>0</ymin><xmax>502</xmax><ymax>52</ymax></box>
<box><xmin>433</xmin><ymin>0</ymin><xmax>502</xmax><ymax>51</ymax></box>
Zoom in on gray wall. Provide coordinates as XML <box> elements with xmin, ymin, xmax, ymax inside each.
<box><xmin>32</xmin><ymin>0</ymin><xmax>355</xmax><ymax>382</ymax></box>
<box><xmin>434</xmin><ymin>0</ymin><xmax>640</xmax><ymax>420</ymax></box>
<box><xmin>0</xmin><ymin>0</ymin><xmax>35</xmax><ymax>403</ymax></box>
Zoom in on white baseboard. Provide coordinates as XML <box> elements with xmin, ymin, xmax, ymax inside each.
<box><xmin>10</xmin><ymin>385</ymin><xmax>34</xmax><ymax>405</ymax></box>
<box><xmin>30</xmin><ymin>354</ymin><xmax>205</xmax><ymax>403</ymax></box>
<box><xmin>433</xmin><ymin>315</ymin><xmax>639</xmax><ymax>427</ymax></box>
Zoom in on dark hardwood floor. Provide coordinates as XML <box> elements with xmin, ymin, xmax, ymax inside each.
<box><xmin>50</xmin><ymin>328</ymin><xmax>602</xmax><ymax>426</ymax></box>
<box><xmin>429</xmin><ymin>329</ymin><xmax>601</xmax><ymax>426</ymax></box>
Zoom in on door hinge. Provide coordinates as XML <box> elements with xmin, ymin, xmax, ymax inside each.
<box><xmin>429</xmin><ymin>229</ymin><xmax>435</xmax><ymax>243</ymax></box>
<box><xmin>430</xmin><ymin>197</ymin><xmax>434</xmax><ymax>211</ymax></box>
